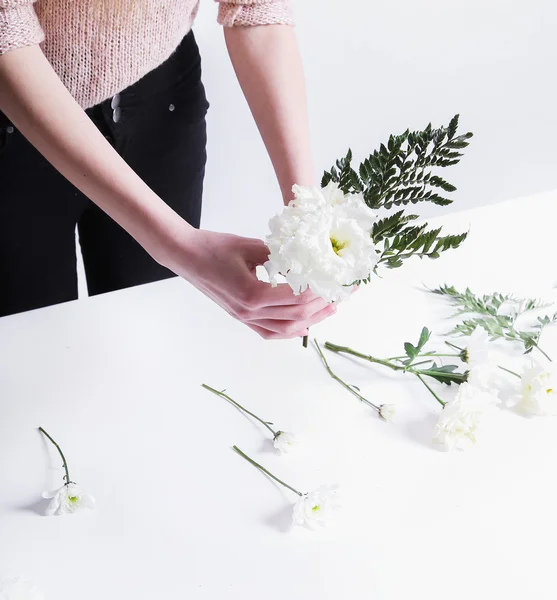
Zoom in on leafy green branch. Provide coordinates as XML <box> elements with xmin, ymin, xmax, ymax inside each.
<box><xmin>322</xmin><ymin>115</ymin><xmax>472</xmax><ymax>272</ymax></box>
<box><xmin>429</xmin><ymin>284</ymin><xmax>556</xmax><ymax>361</ymax></box>
<box><xmin>323</xmin><ymin>327</ymin><xmax>469</xmax><ymax>407</ymax></box>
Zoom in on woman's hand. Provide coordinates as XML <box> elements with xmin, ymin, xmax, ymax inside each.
<box><xmin>165</xmin><ymin>229</ymin><xmax>335</xmax><ymax>340</ymax></box>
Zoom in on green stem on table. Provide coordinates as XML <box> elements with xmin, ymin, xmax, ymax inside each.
<box><xmin>202</xmin><ymin>384</ymin><xmax>277</xmax><ymax>437</ymax></box>
<box><xmin>324</xmin><ymin>341</ymin><xmax>452</xmax><ymax>406</ymax></box>
<box><xmin>498</xmin><ymin>365</ymin><xmax>522</xmax><ymax>379</ymax></box>
<box><xmin>534</xmin><ymin>343</ymin><xmax>553</xmax><ymax>363</ymax></box>
<box><xmin>386</xmin><ymin>353</ymin><xmax>460</xmax><ymax>362</ymax></box>
<box><xmin>233</xmin><ymin>446</ymin><xmax>303</xmax><ymax>497</ymax></box>
<box><xmin>302</xmin><ymin>335</ymin><xmax>309</xmax><ymax>348</ymax></box>
<box><xmin>445</xmin><ymin>341</ymin><xmax>464</xmax><ymax>352</ymax></box>
<box><xmin>324</xmin><ymin>342</ymin><xmax>407</xmax><ymax>373</ymax></box>
<box><xmin>415</xmin><ymin>374</ymin><xmax>447</xmax><ymax>407</ymax></box>
<box><xmin>38</xmin><ymin>427</ymin><xmax>72</xmax><ymax>485</ymax></box>
<box><xmin>314</xmin><ymin>340</ymin><xmax>380</xmax><ymax>411</ymax></box>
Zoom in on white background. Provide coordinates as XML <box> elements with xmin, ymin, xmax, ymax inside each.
<box><xmin>194</xmin><ymin>0</ymin><xmax>557</xmax><ymax>235</ymax></box>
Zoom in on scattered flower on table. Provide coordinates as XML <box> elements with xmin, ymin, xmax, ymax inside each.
<box><xmin>379</xmin><ymin>404</ymin><xmax>396</xmax><ymax>422</ymax></box>
<box><xmin>314</xmin><ymin>339</ymin><xmax>388</xmax><ymax>418</ymax></box>
<box><xmin>233</xmin><ymin>446</ymin><xmax>339</xmax><ymax>529</ymax></box>
<box><xmin>202</xmin><ymin>385</ymin><xmax>298</xmax><ymax>455</ymax></box>
<box><xmin>514</xmin><ymin>361</ymin><xmax>557</xmax><ymax>416</ymax></box>
<box><xmin>433</xmin><ymin>383</ymin><xmax>499</xmax><ymax>451</ymax></box>
<box><xmin>273</xmin><ymin>431</ymin><xmax>299</xmax><ymax>454</ymax></box>
<box><xmin>460</xmin><ymin>327</ymin><xmax>491</xmax><ymax>367</ymax></box>
<box><xmin>38</xmin><ymin>427</ymin><xmax>95</xmax><ymax>516</ymax></box>
<box><xmin>42</xmin><ymin>482</ymin><xmax>95</xmax><ymax>516</ymax></box>
<box><xmin>0</xmin><ymin>577</ymin><xmax>44</xmax><ymax>600</ymax></box>
<box><xmin>292</xmin><ymin>484</ymin><xmax>339</xmax><ymax>528</ymax></box>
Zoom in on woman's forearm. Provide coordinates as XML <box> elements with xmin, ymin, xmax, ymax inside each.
<box><xmin>0</xmin><ymin>44</ymin><xmax>193</xmax><ymax>267</ymax></box>
<box><xmin>224</xmin><ymin>25</ymin><xmax>315</xmax><ymax>203</ymax></box>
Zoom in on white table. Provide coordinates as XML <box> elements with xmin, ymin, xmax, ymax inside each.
<box><xmin>1</xmin><ymin>191</ymin><xmax>556</xmax><ymax>600</ymax></box>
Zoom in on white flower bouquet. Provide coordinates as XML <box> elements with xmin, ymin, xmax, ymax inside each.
<box><xmin>265</xmin><ymin>115</ymin><xmax>473</xmax><ymax>345</ymax></box>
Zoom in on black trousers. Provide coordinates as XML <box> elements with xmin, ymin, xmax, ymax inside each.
<box><xmin>0</xmin><ymin>31</ymin><xmax>209</xmax><ymax>318</ymax></box>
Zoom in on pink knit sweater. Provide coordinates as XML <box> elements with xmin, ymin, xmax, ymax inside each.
<box><xmin>0</xmin><ymin>0</ymin><xmax>293</xmax><ymax>109</ymax></box>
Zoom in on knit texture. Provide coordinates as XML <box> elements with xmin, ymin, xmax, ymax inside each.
<box><xmin>0</xmin><ymin>0</ymin><xmax>293</xmax><ymax>110</ymax></box>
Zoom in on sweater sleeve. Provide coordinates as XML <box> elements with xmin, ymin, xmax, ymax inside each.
<box><xmin>216</xmin><ymin>0</ymin><xmax>293</xmax><ymax>27</ymax></box>
<box><xmin>0</xmin><ymin>0</ymin><xmax>44</xmax><ymax>55</ymax></box>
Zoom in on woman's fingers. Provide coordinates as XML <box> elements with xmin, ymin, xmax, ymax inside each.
<box><xmin>247</xmin><ymin>297</ymin><xmax>330</xmax><ymax>321</ymax></box>
<box><xmin>245</xmin><ymin>279</ymin><xmax>321</xmax><ymax>308</ymax></box>
<box><xmin>248</xmin><ymin>304</ymin><xmax>336</xmax><ymax>335</ymax></box>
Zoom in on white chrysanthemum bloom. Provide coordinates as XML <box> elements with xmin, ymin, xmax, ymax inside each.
<box><xmin>461</xmin><ymin>327</ymin><xmax>491</xmax><ymax>366</ymax></box>
<box><xmin>264</xmin><ymin>182</ymin><xmax>379</xmax><ymax>303</ymax></box>
<box><xmin>0</xmin><ymin>577</ymin><xmax>44</xmax><ymax>600</ymax></box>
<box><xmin>379</xmin><ymin>404</ymin><xmax>396</xmax><ymax>421</ymax></box>
<box><xmin>292</xmin><ymin>484</ymin><xmax>339</xmax><ymax>528</ymax></box>
<box><xmin>460</xmin><ymin>328</ymin><xmax>500</xmax><ymax>394</ymax></box>
<box><xmin>273</xmin><ymin>431</ymin><xmax>298</xmax><ymax>454</ymax></box>
<box><xmin>515</xmin><ymin>362</ymin><xmax>557</xmax><ymax>416</ymax></box>
<box><xmin>42</xmin><ymin>482</ymin><xmax>95</xmax><ymax>516</ymax></box>
<box><xmin>433</xmin><ymin>383</ymin><xmax>499</xmax><ymax>451</ymax></box>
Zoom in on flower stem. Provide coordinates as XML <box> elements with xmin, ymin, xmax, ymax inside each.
<box><xmin>38</xmin><ymin>427</ymin><xmax>72</xmax><ymax>484</ymax></box>
<box><xmin>232</xmin><ymin>446</ymin><xmax>303</xmax><ymax>497</ymax></box>
<box><xmin>302</xmin><ymin>335</ymin><xmax>309</xmax><ymax>348</ymax></box>
<box><xmin>445</xmin><ymin>341</ymin><xmax>464</xmax><ymax>352</ymax></box>
<box><xmin>314</xmin><ymin>340</ymin><xmax>380</xmax><ymax>411</ymax></box>
<box><xmin>387</xmin><ymin>353</ymin><xmax>460</xmax><ymax>362</ymax></box>
<box><xmin>534</xmin><ymin>344</ymin><xmax>553</xmax><ymax>362</ymax></box>
<box><xmin>201</xmin><ymin>384</ymin><xmax>277</xmax><ymax>437</ymax></box>
<box><xmin>324</xmin><ymin>342</ymin><xmax>406</xmax><ymax>372</ymax></box>
<box><xmin>415</xmin><ymin>374</ymin><xmax>446</xmax><ymax>407</ymax></box>
<box><xmin>498</xmin><ymin>365</ymin><xmax>522</xmax><ymax>379</ymax></box>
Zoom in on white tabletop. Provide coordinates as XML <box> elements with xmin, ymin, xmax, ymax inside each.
<box><xmin>1</xmin><ymin>191</ymin><xmax>556</xmax><ymax>600</ymax></box>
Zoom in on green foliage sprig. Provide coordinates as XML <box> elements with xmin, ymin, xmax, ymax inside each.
<box><xmin>321</xmin><ymin>115</ymin><xmax>472</xmax><ymax>271</ymax></box>
<box><xmin>430</xmin><ymin>284</ymin><xmax>556</xmax><ymax>360</ymax></box>
<box><xmin>323</xmin><ymin>326</ymin><xmax>469</xmax><ymax>408</ymax></box>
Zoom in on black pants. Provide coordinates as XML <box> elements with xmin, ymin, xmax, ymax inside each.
<box><xmin>0</xmin><ymin>31</ymin><xmax>209</xmax><ymax>318</ymax></box>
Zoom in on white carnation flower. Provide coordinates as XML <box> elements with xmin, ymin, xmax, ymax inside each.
<box><xmin>379</xmin><ymin>404</ymin><xmax>396</xmax><ymax>421</ymax></box>
<box><xmin>0</xmin><ymin>578</ymin><xmax>44</xmax><ymax>600</ymax></box>
<box><xmin>433</xmin><ymin>383</ymin><xmax>499</xmax><ymax>451</ymax></box>
<box><xmin>516</xmin><ymin>362</ymin><xmax>557</xmax><ymax>416</ymax></box>
<box><xmin>42</xmin><ymin>482</ymin><xmax>95</xmax><ymax>516</ymax></box>
<box><xmin>292</xmin><ymin>484</ymin><xmax>339</xmax><ymax>528</ymax></box>
<box><xmin>264</xmin><ymin>182</ymin><xmax>379</xmax><ymax>303</ymax></box>
<box><xmin>273</xmin><ymin>431</ymin><xmax>298</xmax><ymax>454</ymax></box>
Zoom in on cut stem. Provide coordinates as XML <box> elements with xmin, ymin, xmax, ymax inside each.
<box><xmin>38</xmin><ymin>427</ymin><xmax>72</xmax><ymax>484</ymax></box>
<box><xmin>233</xmin><ymin>446</ymin><xmax>303</xmax><ymax>497</ymax></box>
<box><xmin>415</xmin><ymin>374</ymin><xmax>446</xmax><ymax>407</ymax></box>
<box><xmin>387</xmin><ymin>352</ymin><xmax>460</xmax><ymax>362</ymax></box>
<box><xmin>534</xmin><ymin>344</ymin><xmax>553</xmax><ymax>363</ymax></box>
<box><xmin>201</xmin><ymin>384</ymin><xmax>277</xmax><ymax>436</ymax></box>
<box><xmin>302</xmin><ymin>335</ymin><xmax>309</xmax><ymax>348</ymax></box>
<box><xmin>498</xmin><ymin>365</ymin><xmax>522</xmax><ymax>379</ymax></box>
<box><xmin>314</xmin><ymin>340</ymin><xmax>380</xmax><ymax>411</ymax></box>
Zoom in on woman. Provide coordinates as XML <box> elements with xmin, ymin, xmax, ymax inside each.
<box><xmin>0</xmin><ymin>0</ymin><xmax>336</xmax><ymax>339</ymax></box>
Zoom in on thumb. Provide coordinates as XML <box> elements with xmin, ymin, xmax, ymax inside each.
<box><xmin>243</xmin><ymin>238</ymin><xmax>271</xmax><ymax>269</ymax></box>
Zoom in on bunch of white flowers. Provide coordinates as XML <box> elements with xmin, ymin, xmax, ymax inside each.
<box><xmin>265</xmin><ymin>182</ymin><xmax>379</xmax><ymax>303</ymax></box>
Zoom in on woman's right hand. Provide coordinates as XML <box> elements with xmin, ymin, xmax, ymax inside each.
<box><xmin>164</xmin><ymin>229</ymin><xmax>335</xmax><ymax>340</ymax></box>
